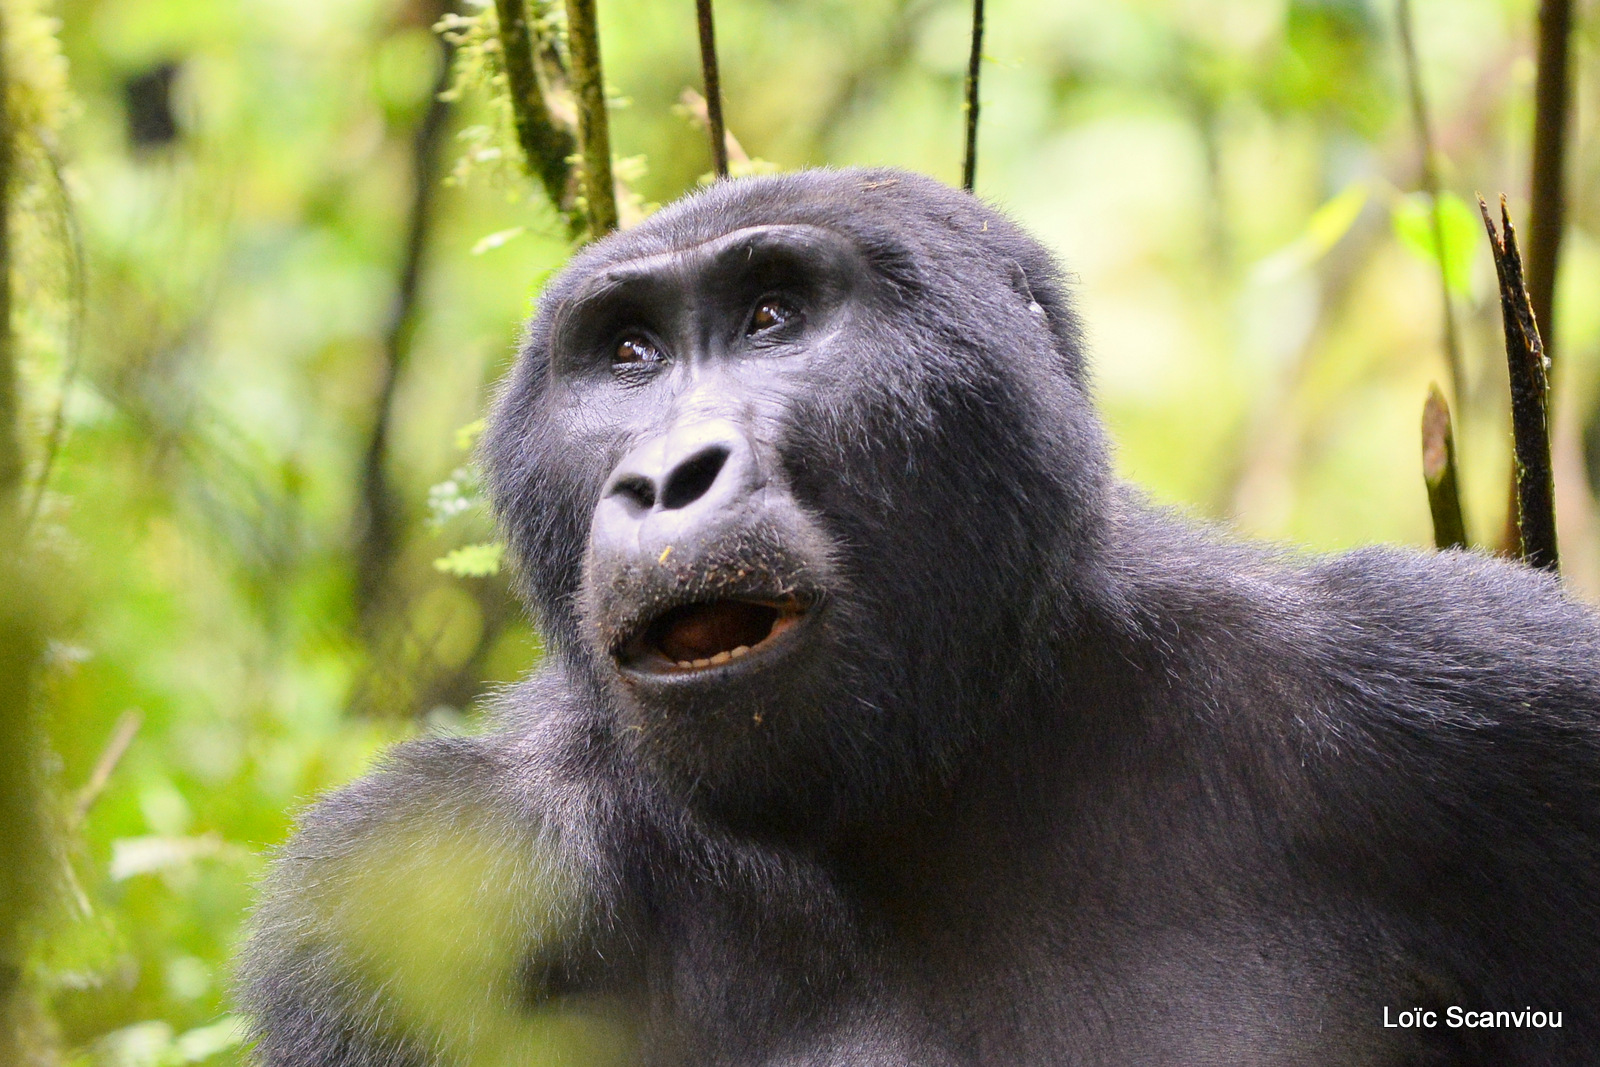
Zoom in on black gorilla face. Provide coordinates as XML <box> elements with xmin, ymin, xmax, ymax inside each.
<box><xmin>486</xmin><ymin>170</ymin><xmax>1110</xmax><ymax>826</ymax></box>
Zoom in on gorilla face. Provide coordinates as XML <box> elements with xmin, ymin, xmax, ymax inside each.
<box><xmin>486</xmin><ymin>170</ymin><xmax>1110</xmax><ymax>827</ymax></box>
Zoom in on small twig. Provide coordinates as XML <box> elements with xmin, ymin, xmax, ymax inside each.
<box><xmin>1395</xmin><ymin>0</ymin><xmax>1465</xmax><ymax>408</ymax></box>
<box><xmin>564</xmin><ymin>0</ymin><xmax>618</xmax><ymax>237</ymax></box>
<box><xmin>1526</xmin><ymin>0</ymin><xmax>1572</xmax><ymax>371</ymax></box>
<box><xmin>1480</xmin><ymin>194</ymin><xmax>1558</xmax><ymax>572</ymax></box>
<box><xmin>70</xmin><ymin>710</ymin><xmax>142</xmax><ymax>831</ymax></box>
<box><xmin>1421</xmin><ymin>385</ymin><xmax>1468</xmax><ymax>550</ymax></box>
<box><xmin>961</xmin><ymin>0</ymin><xmax>984</xmax><ymax>192</ymax></box>
<box><xmin>491</xmin><ymin>0</ymin><xmax>578</xmax><ymax>216</ymax></box>
<box><xmin>679</xmin><ymin>88</ymin><xmax>750</xmax><ymax>168</ymax></box>
<box><xmin>695</xmin><ymin>0</ymin><xmax>728</xmax><ymax>180</ymax></box>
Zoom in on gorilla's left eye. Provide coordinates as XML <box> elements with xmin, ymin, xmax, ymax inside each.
<box><xmin>747</xmin><ymin>299</ymin><xmax>796</xmax><ymax>334</ymax></box>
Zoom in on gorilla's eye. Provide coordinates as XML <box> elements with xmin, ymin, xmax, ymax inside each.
<box><xmin>615</xmin><ymin>335</ymin><xmax>664</xmax><ymax>365</ymax></box>
<box><xmin>748</xmin><ymin>299</ymin><xmax>795</xmax><ymax>334</ymax></box>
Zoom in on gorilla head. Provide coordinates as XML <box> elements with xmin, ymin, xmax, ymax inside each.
<box><xmin>484</xmin><ymin>170</ymin><xmax>1110</xmax><ymax>828</ymax></box>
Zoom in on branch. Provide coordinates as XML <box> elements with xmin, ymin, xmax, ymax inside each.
<box><xmin>1421</xmin><ymin>385</ymin><xmax>1468</xmax><ymax>550</ymax></box>
<box><xmin>564</xmin><ymin>0</ymin><xmax>617</xmax><ymax>237</ymax></box>
<box><xmin>679</xmin><ymin>88</ymin><xmax>750</xmax><ymax>168</ymax></box>
<box><xmin>1526</xmin><ymin>0</ymin><xmax>1572</xmax><ymax>370</ymax></box>
<box><xmin>1395</xmin><ymin>0</ymin><xmax>1464</xmax><ymax>407</ymax></box>
<box><xmin>960</xmin><ymin>0</ymin><xmax>984</xmax><ymax>192</ymax></box>
<box><xmin>356</xmin><ymin>12</ymin><xmax>456</xmax><ymax>622</ymax></box>
<box><xmin>695</xmin><ymin>0</ymin><xmax>728</xmax><ymax>180</ymax></box>
<box><xmin>1481</xmin><ymin>194</ymin><xmax>1558</xmax><ymax>572</ymax></box>
<box><xmin>70</xmin><ymin>709</ymin><xmax>142</xmax><ymax>830</ymax></box>
<box><xmin>492</xmin><ymin>0</ymin><xmax>578</xmax><ymax>214</ymax></box>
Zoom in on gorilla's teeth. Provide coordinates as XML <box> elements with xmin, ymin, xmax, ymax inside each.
<box><xmin>709</xmin><ymin>650</ymin><xmax>732</xmax><ymax>665</ymax></box>
<box><xmin>676</xmin><ymin>660</ymin><xmax>693</xmax><ymax>668</ymax></box>
<box><xmin>730</xmin><ymin>645</ymin><xmax>751</xmax><ymax>658</ymax></box>
<box><xmin>692</xmin><ymin>658</ymin><xmax>712</xmax><ymax>668</ymax></box>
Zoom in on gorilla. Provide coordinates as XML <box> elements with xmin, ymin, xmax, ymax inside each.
<box><xmin>241</xmin><ymin>168</ymin><xmax>1600</xmax><ymax>1066</ymax></box>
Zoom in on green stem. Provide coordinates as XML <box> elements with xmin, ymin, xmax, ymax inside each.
<box><xmin>564</xmin><ymin>0</ymin><xmax>617</xmax><ymax>237</ymax></box>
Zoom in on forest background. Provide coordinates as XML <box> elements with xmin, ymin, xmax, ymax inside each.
<box><xmin>0</xmin><ymin>0</ymin><xmax>1596</xmax><ymax>1063</ymax></box>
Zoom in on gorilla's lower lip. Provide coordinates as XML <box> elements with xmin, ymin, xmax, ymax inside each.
<box><xmin>617</xmin><ymin>598</ymin><xmax>809</xmax><ymax>676</ymax></box>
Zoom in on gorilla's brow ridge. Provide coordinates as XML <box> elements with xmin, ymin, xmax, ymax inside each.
<box><xmin>551</xmin><ymin>223</ymin><xmax>867</xmax><ymax>333</ymax></box>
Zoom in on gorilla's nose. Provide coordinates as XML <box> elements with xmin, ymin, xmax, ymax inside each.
<box><xmin>595</xmin><ymin>421</ymin><xmax>762</xmax><ymax>551</ymax></box>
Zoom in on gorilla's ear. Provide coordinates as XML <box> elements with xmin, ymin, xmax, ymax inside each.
<box><xmin>1008</xmin><ymin>260</ymin><xmax>1046</xmax><ymax>321</ymax></box>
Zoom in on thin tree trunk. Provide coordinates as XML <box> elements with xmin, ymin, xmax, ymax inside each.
<box><xmin>492</xmin><ymin>0</ymin><xmax>578</xmax><ymax>214</ymax></box>
<box><xmin>1526</xmin><ymin>0</ymin><xmax>1571</xmax><ymax>368</ymax></box>
<box><xmin>695</xmin><ymin>0</ymin><xmax>728</xmax><ymax>179</ymax></box>
<box><xmin>960</xmin><ymin>0</ymin><xmax>984</xmax><ymax>192</ymax></box>
<box><xmin>564</xmin><ymin>0</ymin><xmax>617</xmax><ymax>236</ymax></box>
<box><xmin>0</xmin><ymin>5</ymin><xmax>49</xmax><ymax>1059</ymax></box>
<box><xmin>1501</xmin><ymin>0</ymin><xmax>1572</xmax><ymax>556</ymax></box>
<box><xmin>355</xmin><ymin>9</ymin><xmax>456</xmax><ymax>623</ymax></box>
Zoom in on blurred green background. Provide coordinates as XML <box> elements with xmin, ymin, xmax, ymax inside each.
<box><xmin>4</xmin><ymin>0</ymin><xmax>1599</xmax><ymax>1061</ymax></box>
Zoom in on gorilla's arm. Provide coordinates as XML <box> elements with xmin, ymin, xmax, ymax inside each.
<box><xmin>237</xmin><ymin>728</ymin><xmax>638</xmax><ymax>1067</ymax></box>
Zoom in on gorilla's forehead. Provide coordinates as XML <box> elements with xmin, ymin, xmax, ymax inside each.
<box><xmin>540</xmin><ymin>170</ymin><xmax>946</xmax><ymax>309</ymax></box>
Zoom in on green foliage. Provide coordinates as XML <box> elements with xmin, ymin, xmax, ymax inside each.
<box><xmin>434</xmin><ymin>541</ymin><xmax>505</xmax><ymax>577</ymax></box>
<box><xmin>1392</xmin><ymin>191</ymin><xmax>1482</xmax><ymax>300</ymax></box>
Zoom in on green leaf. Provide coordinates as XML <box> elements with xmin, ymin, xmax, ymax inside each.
<box><xmin>172</xmin><ymin>1015</ymin><xmax>246</xmax><ymax>1063</ymax></box>
<box><xmin>454</xmin><ymin>418</ymin><xmax>486</xmax><ymax>452</ymax></box>
<box><xmin>109</xmin><ymin>835</ymin><xmax>226</xmax><ymax>881</ymax></box>
<box><xmin>470</xmin><ymin>227</ymin><xmax>525</xmax><ymax>255</ymax></box>
<box><xmin>1251</xmin><ymin>182</ymin><xmax>1368</xmax><ymax>283</ymax></box>
<box><xmin>434</xmin><ymin>542</ymin><xmax>505</xmax><ymax>577</ymax></box>
<box><xmin>1392</xmin><ymin>191</ymin><xmax>1479</xmax><ymax>299</ymax></box>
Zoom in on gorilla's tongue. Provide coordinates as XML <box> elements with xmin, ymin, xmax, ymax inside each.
<box><xmin>650</xmin><ymin>600</ymin><xmax>794</xmax><ymax>667</ymax></box>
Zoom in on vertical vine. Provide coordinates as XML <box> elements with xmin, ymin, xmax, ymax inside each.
<box><xmin>961</xmin><ymin>0</ymin><xmax>984</xmax><ymax>192</ymax></box>
<box><xmin>696</xmin><ymin>0</ymin><xmax>728</xmax><ymax>179</ymax></box>
<box><xmin>565</xmin><ymin>0</ymin><xmax>618</xmax><ymax>236</ymax></box>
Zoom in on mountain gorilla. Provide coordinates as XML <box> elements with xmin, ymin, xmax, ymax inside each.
<box><xmin>241</xmin><ymin>169</ymin><xmax>1600</xmax><ymax>1065</ymax></box>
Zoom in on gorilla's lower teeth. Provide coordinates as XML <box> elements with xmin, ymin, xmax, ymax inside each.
<box><xmin>646</xmin><ymin>604</ymin><xmax>801</xmax><ymax>671</ymax></box>
<box><xmin>651</xmin><ymin>600</ymin><xmax>786</xmax><ymax>663</ymax></box>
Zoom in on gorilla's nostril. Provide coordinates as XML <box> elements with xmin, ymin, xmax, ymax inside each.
<box><xmin>660</xmin><ymin>446</ymin><xmax>730</xmax><ymax>510</ymax></box>
<box><xmin>609</xmin><ymin>473</ymin><xmax>656</xmax><ymax>511</ymax></box>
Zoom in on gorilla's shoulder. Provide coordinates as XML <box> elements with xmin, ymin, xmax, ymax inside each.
<box><xmin>1303</xmin><ymin>545</ymin><xmax>1600</xmax><ymax>695</ymax></box>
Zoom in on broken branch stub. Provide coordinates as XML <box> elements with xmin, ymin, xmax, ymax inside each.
<box><xmin>1480</xmin><ymin>194</ymin><xmax>1558</xmax><ymax>573</ymax></box>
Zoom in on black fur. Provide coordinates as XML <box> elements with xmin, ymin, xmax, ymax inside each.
<box><xmin>240</xmin><ymin>168</ymin><xmax>1600</xmax><ymax>1065</ymax></box>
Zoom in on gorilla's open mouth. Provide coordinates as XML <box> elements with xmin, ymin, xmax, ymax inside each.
<box><xmin>618</xmin><ymin>598</ymin><xmax>809</xmax><ymax>674</ymax></box>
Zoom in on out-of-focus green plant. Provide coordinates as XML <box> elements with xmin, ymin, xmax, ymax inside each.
<box><xmin>1392</xmin><ymin>190</ymin><xmax>1482</xmax><ymax>301</ymax></box>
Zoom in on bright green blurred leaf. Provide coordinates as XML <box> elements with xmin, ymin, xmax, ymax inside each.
<box><xmin>1392</xmin><ymin>192</ymin><xmax>1480</xmax><ymax>299</ymax></box>
<box><xmin>455</xmin><ymin>418</ymin><xmax>487</xmax><ymax>452</ymax></box>
<box><xmin>97</xmin><ymin>1015</ymin><xmax>244</xmax><ymax>1066</ymax></box>
<box><xmin>434</xmin><ymin>542</ymin><xmax>506</xmax><ymax>577</ymax></box>
<box><xmin>471</xmin><ymin>227</ymin><xmax>527</xmax><ymax>255</ymax></box>
<box><xmin>1252</xmin><ymin>182</ymin><xmax>1368</xmax><ymax>283</ymax></box>
<box><xmin>172</xmin><ymin>1015</ymin><xmax>247</xmax><ymax>1062</ymax></box>
<box><xmin>109</xmin><ymin>835</ymin><xmax>225</xmax><ymax>882</ymax></box>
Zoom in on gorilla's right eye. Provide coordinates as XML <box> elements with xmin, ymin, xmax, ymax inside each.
<box><xmin>747</xmin><ymin>298</ymin><xmax>796</xmax><ymax>335</ymax></box>
<box><xmin>614</xmin><ymin>335</ymin><xmax>665</xmax><ymax>365</ymax></box>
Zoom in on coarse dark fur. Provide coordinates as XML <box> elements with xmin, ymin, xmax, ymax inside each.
<box><xmin>240</xmin><ymin>168</ymin><xmax>1600</xmax><ymax>1066</ymax></box>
